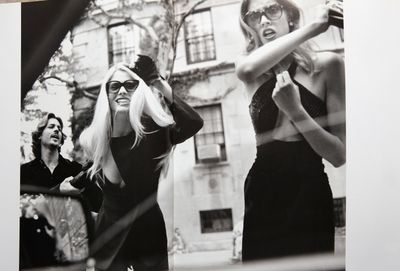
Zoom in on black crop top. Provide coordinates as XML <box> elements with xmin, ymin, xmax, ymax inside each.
<box><xmin>249</xmin><ymin>63</ymin><xmax>327</xmax><ymax>134</ymax></box>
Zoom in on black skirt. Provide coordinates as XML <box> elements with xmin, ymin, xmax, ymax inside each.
<box><xmin>242</xmin><ymin>140</ymin><xmax>334</xmax><ymax>261</ymax></box>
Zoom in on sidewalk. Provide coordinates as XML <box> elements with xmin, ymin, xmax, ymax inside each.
<box><xmin>169</xmin><ymin>230</ymin><xmax>345</xmax><ymax>270</ymax></box>
<box><xmin>169</xmin><ymin>250</ymin><xmax>236</xmax><ymax>270</ymax></box>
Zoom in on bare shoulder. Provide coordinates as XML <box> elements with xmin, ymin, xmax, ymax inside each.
<box><xmin>314</xmin><ymin>52</ymin><xmax>345</xmax><ymax>100</ymax></box>
<box><xmin>315</xmin><ymin>51</ymin><xmax>345</xmax><ymax>72</ymax></box>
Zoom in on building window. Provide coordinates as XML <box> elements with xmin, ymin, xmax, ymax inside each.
<box><xmin>194</xmin><ymin>104</ymin><xmax>226</xmax><ymax>163</ymax></box>
<box><xmin>184</xmin><ymin>9</ymin><xmax>216</xmax><ymax>64</ymax></box>
<box><xmin>199</xmin><ymin>209</ymin><xmax>233</xmax><ymax>233</ymax></box>
<box><xmin>108</xmin><ymin>23</ymin><xmax>136</xmax><ymax>66</ymax></box>
<box><xmin>333</xmin><ymin>197</ymin><xmax>346</xmax><ymax>227</ymax></box>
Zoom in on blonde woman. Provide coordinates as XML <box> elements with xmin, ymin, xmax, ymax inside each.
<box><xmin>236</xmin><ymin>0</ymin><xmax>345</xmax><ymax>261</ymax></box>
<box><xmin>79</xmin><ymin>55</ymin><xmax>203</xmax><ymax>271</ymax></box>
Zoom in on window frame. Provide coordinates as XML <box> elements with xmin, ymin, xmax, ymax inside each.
<box><xmin>107</xmin><ymin>22</ymin><xmax>137</xmax><ymax>67</ymax></box>
<box><xmin>183</xmin><ymin>8</ymin><xmax>217</xmax><ymax>65</ymax></box>
<box><xmin>193</xmin><ymin>103</ymin><xmax>227</xmax><ymax>164</ymax></box>
<box><xmin>199</xmin><ymin>208</ymin><xmax>233</xmax><ymax>234</ymax></box>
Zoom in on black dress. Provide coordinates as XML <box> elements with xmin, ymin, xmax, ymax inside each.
<box><xmin>92</xmin><ymin>96</ymin><xmax>203</xmax><ymax>271</ymax></box>
<box><xmin>242</xmin><ymin>63</ymin><xmax>335</xmax><ymax>261</ymax></box>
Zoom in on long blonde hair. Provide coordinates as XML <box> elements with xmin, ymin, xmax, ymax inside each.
<box><xmin>239</xmin><ymin>0</ymin><xmax>316</xmax><ymax>73</ymax></box>
<box><xmin>79</xmin><ymin>63</ymin><xmax>174</xmax><ymax>179</ymax></box>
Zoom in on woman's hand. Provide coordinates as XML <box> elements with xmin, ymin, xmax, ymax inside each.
<box><xmin>310</xmin><ymin>4</ymin><xmax>330</xmax><ymax>35</ymax></box>
<box><xmin>150</xmin><ymin>77</ymin><xmax>173</xmax><ymax>103</ymax></box>
<box><xmin>272</xmin><ymin>71</ymin><xmax>304</xmax><ymax>120</ymax></box>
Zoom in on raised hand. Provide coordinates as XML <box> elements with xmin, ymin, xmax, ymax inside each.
<box><xmin>150</xmin><ymin>77</ymin><xmax>173</xmax><ymax>103</ymax></box>
<box><xmin>312</xmin><ymin>4</ymin><xmax>331</xmax><ymax>35</ymax></box>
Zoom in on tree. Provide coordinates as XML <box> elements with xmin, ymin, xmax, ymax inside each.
<box><xmin>86</xmin><ymin>0</ymin><xmax>207</xmax><ymax>77</ymax></box>
<box><xmin>21</xmin><ymin>0</ymin><xmax>209</xmax><ymax>161</ymax></box>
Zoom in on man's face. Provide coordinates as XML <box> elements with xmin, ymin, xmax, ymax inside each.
<box><xmin>40</xmin><ymin>118</ymin><xmax>63</xmax><ymax>149</ymax></box>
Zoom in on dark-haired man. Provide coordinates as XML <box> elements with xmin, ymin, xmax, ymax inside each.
<box><xmin>20</xmin><ymin>113</ymin><xmax>102</xmax><ymax>211</ymax></box>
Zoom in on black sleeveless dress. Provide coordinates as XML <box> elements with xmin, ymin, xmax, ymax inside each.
<box><xmin>242</xmin><ymin>64</ymin><xmax>335</xmax><ymax>261</ymax></box>
<box><xmin>91</xmin><ymin>96</ymin><xmax>203</xmax><ymax>271</ymax></box>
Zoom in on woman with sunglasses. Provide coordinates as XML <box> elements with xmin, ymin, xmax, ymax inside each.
<box><xmin>236</xmin><ymin>0</ymin><xmax>345</xmax><ymax>261</ymax></box>
<box><xmin>79</xmin><ymin>55</ymin><xmax>203</xmax><ymax>271</ymax></box>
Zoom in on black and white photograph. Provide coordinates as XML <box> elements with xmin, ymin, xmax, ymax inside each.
<box><xmin>17</xmin><ymin>0</ymin><xmax>348</xmax><ymax>270</ymax></box>
<box><xmin>3</xmin><ymin>0</ymin><xmax>400</xmax><ymax>270</ymax></box>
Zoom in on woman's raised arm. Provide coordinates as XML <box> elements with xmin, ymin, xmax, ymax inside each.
<box><xmin>236</xmin><ymin>5</ymin><xmax>330</xmax><ymax>83</ymax></box>
<box><xmin>151</xmin><ymin>78</ymin><xmax>203</xmax><ymax>145</ymax></box>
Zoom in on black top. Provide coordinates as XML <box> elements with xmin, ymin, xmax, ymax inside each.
<box><xmin>91</xmin><ymin>95</ymin><xmax>203</xmax><ymax>269</ymax></box>
<box><xmin>249</xmin><ymin>63</ymin><xmax>327</xmax><ymax>135</ymax></box>
<box><xmin>101</xmin><ymin>95</ymin><xmax>204</xmax><ymax>210</ymax></box>
<box><xmin>21</xmin><ymin>155</ymin><xmax>82</xmax><ymax>188</ymax></box>
<box><xmin>20</xmin><ymin>155</ymin><xmax>102</xmax><ymax>212</ymax></box>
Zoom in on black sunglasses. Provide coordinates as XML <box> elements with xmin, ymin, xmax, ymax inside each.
<box><xmin>244</xmin><ymin>3</ymin><xmax>284</xmax><ymax>25</ymax></box>
<box><xmin>106</xmin><ymin>80</ymin><xmax>139</xmax><ymax>94</ymax></box>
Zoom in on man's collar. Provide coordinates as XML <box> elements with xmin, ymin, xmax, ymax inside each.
<box><xmin>37</xmin><ymin>154</ymin><xmax>66</xmax><ymax>167</ymax></box>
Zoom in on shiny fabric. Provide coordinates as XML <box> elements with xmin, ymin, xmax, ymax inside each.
<box><xmin>249</xmin><ymin>63</ymin><xmax>327</xmax><ymax>134</ymax></box>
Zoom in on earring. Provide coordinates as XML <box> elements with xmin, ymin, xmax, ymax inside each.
<box><xmin>289</xmin><ymin>21</ymin><xmax>294</xmax><ymax>27</ymax></box>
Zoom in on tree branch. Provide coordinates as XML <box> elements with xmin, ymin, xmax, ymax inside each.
<box><xmin>38</xmin><ymin>75</ymin><xmax>77</xmax><ymax>88</ymax></box>
<box><xmin>88</xmin><ymin>0</ymin><xmax>159</xmax><ymax>43</ymax></box>
<box><xmin>168</xmin><ymin>0</ymin><xmax>207</xmax><ymax>78</ymax></box>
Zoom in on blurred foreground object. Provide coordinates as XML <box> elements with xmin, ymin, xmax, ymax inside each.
<box><xmin>21</xmin><ymin>0</ymin><xmax>91</xmax><ymax>103</ymax></box>
<box><xmin>20</xmin><ymin>186</ymin><xmax>94</xmax><ymax>270</ymax></box>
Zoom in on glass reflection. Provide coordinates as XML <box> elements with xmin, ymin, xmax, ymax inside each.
<box><xmin>20</xmin><ymin>194</ymin><xmax>89</xmax><ymax>268</ymax></box>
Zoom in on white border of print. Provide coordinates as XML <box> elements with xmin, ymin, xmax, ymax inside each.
<box><xmin>0</xmin><ymin>3</ymin><xmax>19</xmax><ymax>270</ymax></box>
<box><xmin>1</xmin><ymin>0</ymin><xmax>400</xmax><ymax>270</ymax></box>
<box><xmin>345</xmin><ymin>0</ymin><xmax>400</xmax><ymax>270</ymax></box>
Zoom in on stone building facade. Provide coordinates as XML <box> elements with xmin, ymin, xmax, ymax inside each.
<box><xmin>69</xmin><ymin>0</ymin><xmax>345</xmax><ymax>252</ymax></box>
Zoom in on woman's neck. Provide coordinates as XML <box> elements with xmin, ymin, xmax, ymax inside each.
<box><xmin>111</xmin><ymin>110</ymin><xmax>133</xmax><ymax>137</ymax></box>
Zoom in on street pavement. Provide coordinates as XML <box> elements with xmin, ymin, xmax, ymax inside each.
<box><xmin>169</xmin><ymin>250</ymin><xmax>236</xmax><ymax>270</ymax></box>
<box><xmin>169</xmin><ymin>231</ymin><xmax>345</xmax><ymax>270</ymax></box>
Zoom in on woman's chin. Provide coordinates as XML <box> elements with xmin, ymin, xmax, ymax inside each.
<box><xmin>116</xmin><ymin>105</ymin><xmax>130</xmax><ymax>111</ymax></box>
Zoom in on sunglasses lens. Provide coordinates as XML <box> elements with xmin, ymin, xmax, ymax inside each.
<box><xmin>108</xmin><ymin>81</ymin><xmax>121</xmax><ymax>92</ymax></box>
<box><xmin>245</xmin><ymin>4</ymin><xmax>282</xmax><ymax>25</ymax></box>
<box><xmin>124</xmin><ymin>80</ymin><xmax>139</xmax><ymax>92</ymax></box>
<box><xmin>249</xmin><ymin>11</ymin><xmax>262</xmax><ymax>24</ymax></box>
<box><xmin>245</xmin><ymin>11</ymin><xmax>261</xmax><ymax>25</ymax></box>
<box><xmin>265</xmin><ymin>4</ymin><xmax>282</xmax><ymax>20</ymax></box>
